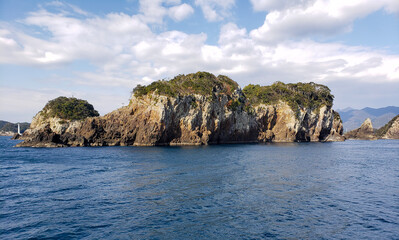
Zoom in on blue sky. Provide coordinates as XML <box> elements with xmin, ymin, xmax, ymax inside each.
<box><xmin>0</xmin><ymin>0</ymin><xmax>399</xmax><ymax>122</ymax></box>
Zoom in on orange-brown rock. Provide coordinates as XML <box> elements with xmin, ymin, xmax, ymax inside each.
<box><xmin>17</xmin><ymin>95</ymin><xmax>344</xmax><ymax>147</ymax></box>
<box><xmin>17</xmin><ymin>74</ymin><xmax>345</xmax><ymax>147</ymax></box>
<box><xmin>377</xmin><ymin>115</ymin><xmax>399</xmax><ymax>139</ymax></box>
<box><xmin>344</xmin><ymin>118</ymin><xmax>377</xmax><ymax>140</ymax></box>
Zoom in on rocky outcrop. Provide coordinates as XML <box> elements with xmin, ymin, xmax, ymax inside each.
<box><xmin>11</xmin><ymin>133</ymin><xmax>21</xmax><ymax>139</ymax></box>
<box><xmin>344</xmin><ymin>118</ymin><xmax>377</xmax><ymax>140</ymax></box>
<box><xmin>254</xmin><ymin>103</ymin><xmax>344</xmax><ymax>142</ymax></box>
<box><xmin>0</xmin><ymin>131</ymin><xmax>15</xmax><ymax>136</ymax></box>
<box><xmin>17</xmin><ymin>73</ymin><xmax>344</xmax><ymax>147</ymax></box>
<box><xmin>377</xmin><ymin>115</ymin><xmax>399</xmax><ymax>139</ymax></box>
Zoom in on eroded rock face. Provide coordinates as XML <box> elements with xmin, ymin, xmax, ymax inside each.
<box><xmin>380</xmin><ymin>116</ymin><xmax>399</xmax><ymax>139</ymax></box>
<box><xmin>255</xmin><ymin>104</ymin><xmax>344</xmax><ymax>142</ymax></box>
<box><xmin>344</xmin><ymin>118</ymin><xmax>377</xmax><ymax>140</ymax></box>
<box><xmin>17</xmin><ymin>88</ymin><xmax>344</xmax><ymax>147</ymax></box>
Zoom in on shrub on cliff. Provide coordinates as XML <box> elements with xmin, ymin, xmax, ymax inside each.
<box><xmin>133</xmin><ymin>72</ymin><xmax>238</xmax><ymax>98</ymax></box>
<box><xmin>133</xmin><ymin>72</ymin><xmax>334</xmax><ymax>116</ymax></box>
<box><xmin>243</xmin><ymin>82</ymin><xmax>334</xmax><ymax>112</ymax></box>
<box><xmin>41</xmin><ymin>97</ymin><xmax>99</xmax><ymax>121</ymax></box>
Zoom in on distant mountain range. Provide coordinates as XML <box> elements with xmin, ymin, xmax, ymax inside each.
<box><xmin>337</xmin><ymin>106</ymin><xmax>399</xmax><ymax>132</ymax></box>
<box><xmin>0</xmin><ymin>120</ymin><xmax>30</xmax><ymax>135</ymax></box>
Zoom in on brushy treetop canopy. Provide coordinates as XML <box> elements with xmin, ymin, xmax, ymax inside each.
<box><xmin>132</xmin><ymin>72</ymin><xmax>335</xmax><ymax>114</ymax></box>
<box><xmin>41</xmin><ymin>97</ymin><xmax>99</xmax><ymax>121</ymax></box>
<box><xmin>133</xmin><ymin>72</ymin><xmax>239</xmax><ymax>97</ymax></box>
<box><xmin>243</xmin><ymin>81</ymin><xmax>334</xmax><ymax>111</ymax></box>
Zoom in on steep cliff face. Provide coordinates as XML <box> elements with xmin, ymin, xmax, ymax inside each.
<box><xmin>17</xmin><ymin>72</ymin><xmax>344</xmax><ymax>147</ymax></box>
<box><xmin>73</xmin><ymin>90</ymin><xmax>258</xmax><ymax>146</ymax></box>
<box><xmin>254</xmin><ymin>103</ymin><xmax>343</xmax><ymax>142</ymax></box>
<box><xmin>19</xmin><ymin>110</ymin><xmax>86</xmax><ymax>147</ymax></box>
<box><xmin>344</xmin><ymin>118</ymin><xmax>377</xmax><ymax>140</ymax></box>
<box><xmin>377</xmin><ymin>115</ymin><xmax>399</xmax><ymax>139</ymax></box>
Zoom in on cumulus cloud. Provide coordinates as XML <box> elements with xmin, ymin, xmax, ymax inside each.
<box><xmin>1</xmin><ymin>1</ymin><xmax>399</xmax><ymax>120</ymax></box>
<box><xmin>250</xmin><ymin>0</ymin><xmax>399</xmax><ymax>43</ymax></box>
<box><xmin>195</xmin><ymin>0</ymin><xmax>235</xmax><ymax>22</ymax></box>
<box><xmin>2</xmin><ymin>2</ymin><xmax>399</xmax><ymax>85</ymax></box>
<box><xmin>138</xmin><ymin>0</ymin><xmax>168</xmax><ymax>23</ymax></box>
<box><xmin>3</xmin><ymin>3</ymin><xmax>399</xmax><ymax>84</ymax></box>
<box><xmin>168</xmin><ymin>3</ymin><xmax>194</xmax><ymax>21</ymax></box>
<box><xmin>138</xmin><ymin>0</ymin><xmax>194</xmax><ymax>23</ymax></box>
<box><xmin>0</xmin><ymin>8</ymin><xmax>153</xmax><ymax>66</ymax></box>
<box><xmin>250</xmin><ymin>0</ymin><xmax>315</xmax><ymax>12</ymax></box>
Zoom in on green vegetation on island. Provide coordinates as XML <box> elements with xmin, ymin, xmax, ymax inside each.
<box><xmin>132</xmin><ymin>72</ymin><xmax>335</xmax><ymax>116</ymax></box>
<box><xmin>243</xmin><ymin>82</ymin><xmax>334</xmax><ymax>112</ymax></box>
<box><xmin>376</xmin><ymin>114</ymin><xmax>399</xmax><ymax>137</ymax></box>
<box><xmin>133</xmin><ymin>72</ymin><xmax>238</xmax><ymax>98</ymax></box>
<box><xmin>41</xmin><ymin>97</ymin><xmax>99</xmax><ymax>121</ymax></box>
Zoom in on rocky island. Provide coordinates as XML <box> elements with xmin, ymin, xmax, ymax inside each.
<box><xmin>376</xmin><ymin>114</ymin><xmax>399</xmax><ymax>139</ymax></box>
<box><xmin>17</xmin><ymin>72</ymin><xmax>345</xmax><ymax>147</ymax></box>
<box><xmin>344</xmin><ymin>115</ymin><xmax>399</xmax><ymax>140</ymax></box>
<box><xmin>344</xmin><ymin>118</ymin><xmax>377</xmax><ymax>140</ymax></box>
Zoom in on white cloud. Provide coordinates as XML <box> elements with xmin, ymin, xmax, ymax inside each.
<box><xmin>45</xmin><ymin>0</ymin><xmax>90</xmax><ymax>16</ymax></box>
<box><xmin>250</xmin><ymin>0</ymin><xmax>399</xmax><ymax>43</ymax></box>
<box><xmin>138</xmin><ymin>0</ymin><xmax>194</xmax><ymax>23</ymax></box>
<box><xmin>1</xmin><ymin>1</ymin><xmax>399</xmax><ymax>121</ymax></box>
<box><xmin>168</xmin><ymin>3</ymin><xmax>194</xmax><ymax>21</ymax></box>
<box><xmin>2</xmin><ymin>3</ymin><xmax>399</xmax><ymax>86</ymax></box>
<box><xmin>195</xmin><ymin>0</ymin><xmax>235</xmax><ymax>22</ymax></box>
<box><xmin>250</xmin><ymin>0</ymin><xmax>315</xmax><ymax>12</ymax></box>
<box><xmin>0</xmin><ymin>9</ymin><xmax>153</xmax><ymax>66</ymax></box>
<box><xmin>138</xmin><ymin>0</ymin><xmax>168</xmax><ymax>23</ymax></box>
<box><xmin>164</xmin><ymin>0</ymin><xmax>182</xmax><ymax>5</ymax></box>
<box><xmin>2</xmin><ymin>5</ymin><xmax>399</xmax><ymax>86</ymax></box>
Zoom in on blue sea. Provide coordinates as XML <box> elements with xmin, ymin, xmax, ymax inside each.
<box><xmin>1</xmin><ymin>136</ymin><xmax>399</xmax><ymax>239</ymax></box>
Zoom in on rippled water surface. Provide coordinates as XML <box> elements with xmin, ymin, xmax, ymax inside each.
<box><xmin>1</xmin><ymin>136</ymin><xmax>399</xmax><ymax>239</ymax></box>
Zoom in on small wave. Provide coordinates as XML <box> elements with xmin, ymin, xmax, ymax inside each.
<box><xmin>376</xmin><ymin>217</ymin><xmax>393</xmax><ymax>224</ymax></box>
<box><xmin>47</xmin><ymin>185</ymin><xmax>86</xmax><ymax>194</ymax></box>
<box><xmin>0</xmin><ymin>166</ymin><xmax>20</xmax><ymax>170</ymax></box>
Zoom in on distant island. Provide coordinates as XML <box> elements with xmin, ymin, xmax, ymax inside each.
<box><xmin>0</xmin><ymin>120</ymin><xmax>29</xmax><ymax>136</ymax></box>
<box><xmin>338</xmin><ymin>106</ymin><xmax>399</xmax><ymax>131</ymax></box>
<box><xmin>344</xmin><ymin>115</ymin><xmax>399</xmax><ymax>140</ymax></box>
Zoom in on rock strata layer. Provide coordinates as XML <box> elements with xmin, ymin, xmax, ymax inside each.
<box><xmin>378</xmin><ymin>115</ymin><xmax>399</xmax><ymax>139</ymax></box>
<box><xmin>17</xmin><ymin>74</ymin><xmax>345</xmax><ymax>147</ymax></box>
<box><xmin>344</xmin><ymin>118</ymin><xmax>377</xmax><ymax>140</ymax></box>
